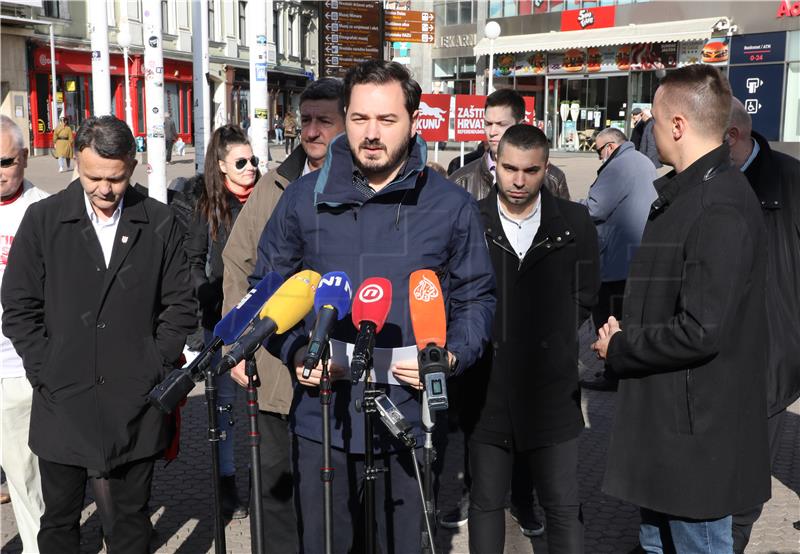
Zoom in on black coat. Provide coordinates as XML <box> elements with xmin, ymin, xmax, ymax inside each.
<box><xmin>744</xmin><ymin>132</ymin><xmax>800</xmax><ymax>416</ymax></box>
<box><xmin>603</xmin><ymin>144</ymin><xmax>771</xmax><ymax>519</ymax></box>
<box><xmin>0</xmin><ymin>182</ymin><xmax>196</xmax><ymax>471</ymax></box>
<box><xmin>463</xmin><ymin>188</ymin><xmax>599</xmax><ymax>450</ymax></box>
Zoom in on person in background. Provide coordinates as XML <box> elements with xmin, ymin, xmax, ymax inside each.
<box><xmin>53</xmin><ymin>116</ymin><xmax>73</xmax><ymax>173</ymax></box>
<box><xmin>726</xmin><ymin>97</ymin><xmax>800</xmax><ymax>553</ymax></box>
<box><xmin>273</xmin><ymin>113</ymin><xmax>284</xmax><ymax>145</ymax></box>
<box><xmin>639</xmin><ymin>109</ymin><xmax>662</xmax><ymax>168</ymax></box>
<box><xmin>184</xmin><ymin>124</ymin><xmax>259</xmax><ymax>520</ymax></box>
<box><xmin>164</xmin><ymin>112</ymin><xmax>178</xmax><ymax>164</ymax></box>
<box><xmin>283</xmin><ymin>111</ymin><xmax>298</xmax><ymax>155</ymax></box>
<box><xmin>0</xmin><ymin>114</ymin><xmax>48</xmax><ymax>554</ymax></box>
<box><xmin>578</xmin><ymin>127</ymin><xmax>657</xmax><ymax>392</ymax></box>
<box><xmin>629</xmin><ymin>107</ymin><xmax>645</xmax><ymax>151</ymax></box>
<box><xmin>224</xmin><ymin>77</ymin><xmax>346</xmax><ymax>552</ymax></box>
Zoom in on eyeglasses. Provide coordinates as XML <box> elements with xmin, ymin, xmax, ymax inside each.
<box><xmin>231</xmin><ymin>156</ymin><xmax>258</xmax><ymax>170</ymax></box>
<box><xmin>0</xmin><ymin>155</ymin><xmax>20</xmax><ymax>168</ymax></box>
<box><xmin>594</xmin><ymin>142</ymin><xmax>612</xmax><ymax>158</ymax></box>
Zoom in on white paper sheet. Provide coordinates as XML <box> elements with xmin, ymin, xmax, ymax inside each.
<box><xmin>329</xmin><ymin>339</ymin><xmax>418</xmax><ymax>386</ymax></box>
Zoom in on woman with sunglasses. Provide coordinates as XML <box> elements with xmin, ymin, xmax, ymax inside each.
<box><xmin>185</xmin><ymin>124</ymin><xmax>259</xmax><ymax>520</ymax></box>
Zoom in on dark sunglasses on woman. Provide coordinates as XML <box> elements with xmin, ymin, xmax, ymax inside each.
<box><xmin>232</xmin><ymin>156</ymin><xmax>258</xmax><ymax>170</ymax></box>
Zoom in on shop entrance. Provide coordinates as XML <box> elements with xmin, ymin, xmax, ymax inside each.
<box><xmin>546</xmin><ymin>74</ymin><xmax>627</xmax><ymax>151</ymax></box>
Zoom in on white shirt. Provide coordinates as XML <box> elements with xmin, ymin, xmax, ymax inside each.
<box><xmin>84</xmin><ymin>193</ymin><xmax>124</xmax><ymax>267</ymax></box>
<box><xmin>302</xmin><ymin>159</ymin><xmax>313</xmax><ymax>176</ymax></box>
<box><xmin>739</xmin><ymin>138</ymin><xmax>760</xmax><ymax>172</ymax></box>
<box><xmin>497</xmin><ymin>195</ymin><xmax>541</xmax><ymax>260</ymax></box>
<box><xmin>1</xmin><ymin>180</ymin><xmax>50</xmax><ymax>378</ymax></box>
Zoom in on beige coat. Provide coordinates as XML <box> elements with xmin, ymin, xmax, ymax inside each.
<box><xmin>53</xmin><ymin>123</ymin><xmax>73</xmax><ymax>159</ymax></box>
<box><xmin>221</xmin><ymin>147</ymin><xmax>307</xmax><ymax>413</ymax></box>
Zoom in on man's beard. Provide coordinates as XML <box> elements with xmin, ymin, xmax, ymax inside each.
<box><xmin>350</xmin><ymin>134</ymin><xmax>412</xmax><ymax>180</ymax></box>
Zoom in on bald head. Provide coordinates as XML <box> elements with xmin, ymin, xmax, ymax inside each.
<box><xmin>726</xmin><ymin>97</ymin><xmax>754</xmax><ymax>168</ymax></box>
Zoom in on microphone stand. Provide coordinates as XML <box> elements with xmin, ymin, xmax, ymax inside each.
<box><xmin>362</xmin><ymin>370</ymin><xmax>380</xmax><ymax>554</ymax></box>
<box><xmin>203</xmin><ymin>364</ymin><xmax>227</xmax><ymax>554</ymax></box>
<box><xmin>319</xmin><ymin>347</ymin><xmax>334</xmax><ymax>554</ymax></box>
<box><xmin>245</xmin><ymin>356</ymin><xmax>265</xmax><ymax>554</ymax></box>
<box><xmin>420</xmin><ymin>393</ymin><xmax>436</xmax><ymax>554</ymax></box>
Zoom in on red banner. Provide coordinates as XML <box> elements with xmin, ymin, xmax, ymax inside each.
<box><xmin>523</xmin><ymin>96</ymin><xmax>536</xmax><ymax>125</ymax></box>
<box><xmin>560</xmin><ymin>6</ymin><xmax>616</xmax><ymax>32</ymax></box>
<box><xmin>454</xmin><ymin>95</ymin><xmax>486</xmax><ymax>142</ymax></box>
<box><xmin>417</xmin><ymin>94</ymin><xmax>450</xmax><ymax>142</ymax></box>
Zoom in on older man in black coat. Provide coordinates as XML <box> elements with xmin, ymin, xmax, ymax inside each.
<box><xmin>726</xmin><ymin>97</ymin><xmax>800</xmax><ymax>552</ymax></box>
<box><xmin>1</xmin><ymin>116</ymin><xmax>196</xmax><ymax>554</ymax></box>
<box><xmin>465</xmin><ymin>124</ymin><xmax>599</xmax><ymax>553</ymax></box>
<box><xmin>593</xmin><ymin>66</ymin><xmax>770</xmax><ymax>552</ymax></box>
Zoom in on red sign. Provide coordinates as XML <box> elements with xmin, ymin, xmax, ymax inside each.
<box><xmin>417</xmin><ymin>94</ymin><xmax>450</xmax><ymax>142</ymax></box>
<box><xmin>523</xmin><ymin>96</ymin><xmax>536</xmax><ymax>125</ymax></box>
<box><xmin>560</xmin><ymin>6</ymin><xmax>615</xmax><ymax>32</ymax></box>
<box><xmin>454</xmin><ymin>95</ymin><xmax>486</xmax><ymax>142</ymax></box>
<box><xmin>776</xmin><ymin>1</ymin><xmax>800</xmax><ymax>16</ymax></box>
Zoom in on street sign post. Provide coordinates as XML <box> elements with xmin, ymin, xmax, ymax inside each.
<box><xmin>319</xmin><ymin>0</ymin><xmax>383</xmax><ymax>79</ymax></box>
<box><xmin>384</xmin><ymin>10</ymin><xmax>435</xmax><ymax>43</ymax></box>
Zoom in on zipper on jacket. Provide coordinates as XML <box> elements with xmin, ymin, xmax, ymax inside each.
<box><xmin>685</xmin><ymin>369</ymin><xmax>694</xmax><ymax>434</ymax></box>
<box><xmin>489</xmin><ymin>234</ymin><xmax>551</xmax><ymax>270</ymax></box>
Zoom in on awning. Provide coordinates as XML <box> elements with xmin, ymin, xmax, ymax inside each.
<box><xmin>474</xmin><ymin>17</ymin><xmax>728</xmax><ymax>57</ymax></box>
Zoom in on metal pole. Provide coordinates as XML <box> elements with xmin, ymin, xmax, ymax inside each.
<box><xmin>119</xmin><ymin>2</ymin><xmax>134</xmax><ymax>132</ymax></box>
<box><xmin>122</xmin><ymin>47</ymin><xmax>133</xmax><ymax>131</ymax></box>
<box><xmin>247</xmin><ymin>0</ymin><xmax>269</xmax><ymax>174</ymax></box>
<box><xmin>487</xmin><ymin>39</ymin><xmax>494</xmax><ymax>94</ymax></box>
<box><xmin>192</xmin><ymin>0</ymin><xmax>210</xmax><ymax>171</ymax></box>
<box><xmin>49</xmin><ymin>24</ymin><xmax>57</xmax><ymax>126</ymax></box>
<box><xmin>143</xmin><ymin>0</ymin><xmax>167</xmax><ymax>203</ymax></box>
<box><xmin>245</xmin><ymin>357</ymin><xmax>265</xmax><ymax>554</ymax></box>
<box><xmin>204</xmin><ymin>367</ymin><xmax>228</xmax><ymax>554</ymax></box>
<box><xmin>89</xmin><ymin>4</ymin><xmax>112</xmax><ymax>116</ymax></box>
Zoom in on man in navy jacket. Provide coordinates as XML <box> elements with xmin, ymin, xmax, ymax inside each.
<box><xmin>252</xmin><ymin>61</ymin><xmax>495</xmax><ymax>553</ymax></box>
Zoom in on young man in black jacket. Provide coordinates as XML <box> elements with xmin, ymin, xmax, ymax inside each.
<box><xmin>465</xmin><ymin>124</ymin><xmax>599</xmax><ymax>553</ymax></box>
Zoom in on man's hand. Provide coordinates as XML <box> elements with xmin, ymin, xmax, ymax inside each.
<box><xmin>230</xmin><ymin>360</ymin><xmax>250</xmax><ymax>387</ymax></box>
<box><xmin>392</xmin><ymin>351</ymin><xmax>456</xmax><ymax>390</ymax></box>
<box><xmin>591</xmin><ymin>316</ymin><xmax>622</xmax><ymax>360</ymax></box>
<box><xmin>293</xmin><ymin>345</ymin><xmax>347</xmax><ymax>388</ymax></box>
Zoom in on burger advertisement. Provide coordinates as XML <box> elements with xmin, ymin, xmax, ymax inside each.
<box><xmin>587</xmin><ymin>47</ymin><xmax>603</xmax><ymax>72</ymax></box>
<box><xmin>550</xmin><ymin>48</ymin><xmax>586</xmax><ymax>74</ymax></box>
<box><xmin>701</xmin><ymin>38</ymin><xmax>730</xmax><ymax>64</ymax></box>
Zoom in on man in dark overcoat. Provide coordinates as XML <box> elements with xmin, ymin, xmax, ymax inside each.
<box><xmin>593</xmin><ymin>65</ymin><xmax>771</xmax><ymax>552</ymax></box>
<box><xmin>1</xmin><ymin>115</ymin><xmax>196</xmax><ymax>553</ymax></box>
<box><xmin>464</xmin><ymin>124</ymin><xmax>599</xmax><ymax>553</ymax></box>
<box><xmin>726</xmin><ymin>97</ymin><xmax>800</xmax><ymax>552</ymax></box>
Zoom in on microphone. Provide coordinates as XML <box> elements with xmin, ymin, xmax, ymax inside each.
<box><xmin>216</xmin><ymin>269</ymin><xmax>321</xmax><ymax>373</ymax></box>
<box><xmin>302</xmin><ymin>271</ymin><xmax>353</xmax><ymax>378</ymax></box>
<box><xmin>350</xmin><ymin>278</ymin><xmax>393</xmax><ymax>382</ymax></box>
<box><xmin>148</xmin><ymin>272</ymin><xmax>284</xmax><ymax>414</ymax></box>
<box><xmin>374</xmin><ymin>393</ymin><xmax>416</xmax><ymax>448</ymax></box>
<box><xmin>409</xmin><ymin>269</ymin><xmax>449</xmax><ymax>411</ymax></box>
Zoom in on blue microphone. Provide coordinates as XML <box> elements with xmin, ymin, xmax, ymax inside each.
<box><xmin>148</xmin><ymin>272</ymin><xmax>283</xmax><ymax>413</ymax></box>
<box><xmin>302</xmin><ymin>271</ymin><xmax>353</xmax><ymax>378</ymax></box>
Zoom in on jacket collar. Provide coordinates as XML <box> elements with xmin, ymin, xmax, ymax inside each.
<box><xmin>597</xmin><ymin>140</ymin><xmax>632</xmax><ymax>174</ymax></box>
<box><xmin>747</xmin><ymin>130</ymin><xmax>782</xmax><ymax>209</ymax></box>
<box><xmin>649</xmin><ymin>143</ymin><xmax>732</xmax><ymax>218</ymax></box>
<box><xmin>58</xmin><ymin>180</ymin><xmax>149</xmax><ymax>224</ymax></box>
<box><xmin>312</xmin><ymin>133</ymin><xmax>427</xmax><ymax>207</ymax></box>
<box><xmin>277</xmin><ymin>144</ymin><xmax>308</xmax><ymax>184</ymax></box>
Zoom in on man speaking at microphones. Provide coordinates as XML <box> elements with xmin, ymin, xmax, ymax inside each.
<box><xmin>252</xmin><ymin>60</ymin><xmax>495</xmax><ymax>554</ymax></box>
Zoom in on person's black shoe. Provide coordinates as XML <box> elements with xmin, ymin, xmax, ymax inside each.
<box><xmin>220</xmin><ymin>475</ymin><xmax>249</xmax><ymax>520</ymax></box>
<box><xmin>510</xmin><ymin>505</ymin><xmax>545</xmax><ymax>537</ymax></box>
<box><xmin>439</xmin><ymin>495</ymin><xmax>469</xmax><ymax>528</ymax></box>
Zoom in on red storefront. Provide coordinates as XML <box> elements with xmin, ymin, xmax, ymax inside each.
<box><xmin>29</xmin><ymin>45</ymin><xmax>193</xmax><ymax>150</ymax></box>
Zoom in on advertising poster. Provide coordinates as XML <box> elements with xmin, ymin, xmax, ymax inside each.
<box><xmin>629</xmin><ymin>42</ymin><xmax>678</xmax><ymax>70</ymax></box>
<box><xmin>549</xmin><ymin>48</ymin><xmax>586</xmax><ymax>74</ymax></box>
<box><xmin>495</xmin><ymin>52</ymin><xmax>547</xmax><ymax>76</ymax></box>
<box><xmin>730</xmin><ymin>32</ymin><xmax>787</xmax><ymax>65</ymax></box>
<box><xmin>454</xmin><ymin>95</ymin><xmax>486</xmax><ymax>142</ymax></box>
<box><xmin>417</xmin><ymin>94</ymin><xmax>451</xmax><ymax>143</ymax></box>
<box><xmin>523</xmin><ymin>96</ymin><xmax>536</xmax><ymax>124</ymax></box>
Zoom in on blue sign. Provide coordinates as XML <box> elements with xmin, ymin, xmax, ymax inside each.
<box><xmin>731</xmin><ymin>32</ymin><xmax>786</xmax><ymax>65</ymax></box>
<box><xmin>255</xmin><ymin>63</ymin><xmax>267</xmax><ymax>82</ymax></box>
<box><xmin>729</xmin><ymin>64</ymin><xmax>785</xmax><ymax>141</ymax></box>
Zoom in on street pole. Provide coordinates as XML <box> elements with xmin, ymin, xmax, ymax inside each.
<box><xmin>192</xmin><ymin>0</ymin><xmax>211</xmax><ymax>171</ymax></box>
<box><xmin>247</xmin><ymin>0</ymin><xmax>269</xmax><ymax>175</ymax></box>
<box><xmin>118</xmin><ymin>2</ymin><xmax>134</xmax><ymax>132</ymax></box>
<box><xmin>49</xmin><ymin>24</ymin><xmax>57</xmax><ymax>125</ymax></box>
<box><xmin>484</xmin><ymin>21</ymin><xmax>501</xmax><ymax>95</ymax></box>
<box><xmin>89</xmin><ymin>4</ymin><xmax>111</xmax><ymax>116</ymax></box>
<box><xmin>143</xmin><ymin>0</ymin><xmax>167</xmax><ymax>203</ymax></box>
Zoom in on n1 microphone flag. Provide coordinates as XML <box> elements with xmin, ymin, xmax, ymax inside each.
<box><xmin>350</xmin><ymin>277</ymin><xmax>393</xmax><ymax>381</ymax></box>
<box><xmin>409</xmin><ymin>269</ymin><xmax>449</xmax><ymax>411</ymax></box>
<box><xmin>303</xmin><ymin>271</ymin><xmax>353</xmax><ymax>377</ymax></box>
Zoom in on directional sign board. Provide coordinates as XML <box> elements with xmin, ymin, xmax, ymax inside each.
<box><xmin>320</xmin><ymin>0</ymin><xmax>383</xmax><ymax>78</ymax></box>
<box><xmin>384</xmin><ymin>10</ymin><xmax>435</xmax><ymax>43</ymax></box>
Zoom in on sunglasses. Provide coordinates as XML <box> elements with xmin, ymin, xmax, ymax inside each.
<box><xmin>0</xmin><ymin>155</ymin><xmax>20</xmax><ymax>168</ymax></box>
<box><xmin>595</xmin><ymin>142</ymin><xmax>612</xmax><ymax>158</ymax></box>
<box><xmin>231</xmin><ymin>156</ymin><xmax>258</xmax><ymax>170</ymax></box>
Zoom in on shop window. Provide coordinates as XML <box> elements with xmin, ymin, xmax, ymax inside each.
<box><xmin>435</xmin><ymin>58</ymin><xmax>457</xmax><ymax>78</ymax></box>
<box><xmin>136</xmin><ymin>79</ymin><xmax>145</xmax><ymax>134</ymax></box>
<box><xmin>459</xmin><ymin>57</ymin><xmax>476</xmax><ymax>74</ymax></box>
<box><xmin>489</xmin><ymin>0</ymin><xmax>503</xmax><ymax>18</ymax></box>
<box><xmin>503</xmin><ymin>0</ymin><xmax>517</xmax><ymax>16</ymax></box>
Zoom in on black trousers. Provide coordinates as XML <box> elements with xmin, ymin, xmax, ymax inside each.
<box><xmin>256</xmin><ymin>411</ymin><xmax>299</xmax><ymax>554</ymax></box>
<box><xmin>165</xmin><ymin>140</ymin><xmax>175</xmax><ymax>162</ymax></box>
<box><xmin>468</xmin><ymin>437</ymin><xmax>584</xmax><ymax>554</ymax></box>
<box><xmin>732</xmin><ymin>409</ymin><xmax>786</xmax><ymax>553</ymax></box>
<box><xmin>294</xmin><ymin>435</ymin><xmax>422</xmax><ymax>554</ymax></box>
<box><xmin>38</xmin><ymin>455</ymin><xmax>155</xmax><ymax>554</ymax></box>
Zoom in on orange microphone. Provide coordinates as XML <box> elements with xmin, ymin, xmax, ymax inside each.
<box><xmin>409</xmin><ymin>270</ymin><xmax>450</xmax><ymax>411</ymax></box>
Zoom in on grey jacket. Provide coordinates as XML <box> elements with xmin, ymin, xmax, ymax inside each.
<box><xmin>640</xmin><ymin>119</ymin><xmax>662</xmax><ymax>168</ymax></box>
<box><xmin>581</xmin><ymin>141</ymin><xmax>657</xmax><ymax>282</ymax></box>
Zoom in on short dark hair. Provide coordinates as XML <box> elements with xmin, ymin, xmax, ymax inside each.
<box><xmin>485</xmin><ymin>89</ymin><xmax>526</xmax><ymax>123</ymax></box>
<box><xmin>344</xmin><ymin>60</ymin><xmax>422</xmax><ymax>119</ymax></box>
<box><xmin>74</xmin><ymin>115</ymin><xmax>136</xmax><ymax>160</ymax></box>
<box><xmin>300</xmin><ymin>78</ymin><xmax>345</xmax><ymax>116</ymax></box>
<box><xmin>497</xmin><ymin>124</ymin><xmax>549</xmax><ymax>160</ymax></box>
<box><xmin>631</xmin><ymin>107</ymin><xmax>642</xmax><ymax>116</ymax></box>
<box><xmin>657</xmin><ymin>64</ymin><xmax>732</xmax><ymax>138</ymax></box>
